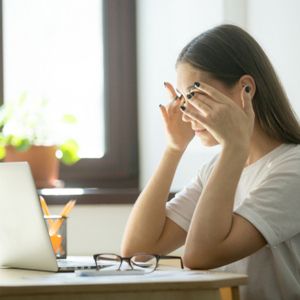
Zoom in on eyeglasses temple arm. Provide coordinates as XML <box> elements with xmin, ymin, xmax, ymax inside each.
<box><xmin>157</xmin><ymin>255</ymin><xmax>184</xmax><ymax>269</ymax></box>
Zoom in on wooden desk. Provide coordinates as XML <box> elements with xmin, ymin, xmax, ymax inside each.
<box><xmin>0</xmin><ymin>268</ymin><xmax>247</xmax><ymax>300</ymax></box>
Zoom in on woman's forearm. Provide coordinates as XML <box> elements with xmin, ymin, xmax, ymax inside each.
<box><xmin>121</xmin><ymin>147</ymin><xmax>184</xmax><ymax>256</ymax></box>
<box><xmin>184</xmin><ymin>145</ymin><xmax>248</xmax><ymax>265</ymax></box>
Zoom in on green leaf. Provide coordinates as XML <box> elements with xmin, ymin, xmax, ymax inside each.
<box><xmin>10</xmin><ymin>136</ymin><xmax>31</xmax><ymax>151</ymax></box>
<box><xmin>0</xmin><ymin>94</ymin><xmax>80</xmax><ymax>158</ymax></box>
<box><xmin>58</xmin><ymin>139</ymin><xmax>80</xmax><ymax>165</ymax></box>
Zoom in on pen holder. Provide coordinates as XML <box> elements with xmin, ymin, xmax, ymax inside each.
<box><xmin>44</xmin><ymin>215</ymin><xmax>67</xmax><ymax>259</ymax></box>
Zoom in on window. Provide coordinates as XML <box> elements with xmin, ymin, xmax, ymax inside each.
<box><xmin>0</xmin><ymin>0</ymin><xmax>139</xmax><ymax>190</ymax></box>
<box><xmin>3</xmin><ymin>0</ymin><xmax>105</xmax><ymax>158</ymax></box>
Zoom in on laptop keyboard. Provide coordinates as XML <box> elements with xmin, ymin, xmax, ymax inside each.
<box><xmin>57</xmin><ymin>258</ymin><xmax>96</xmax><ymax>271</ymax></box>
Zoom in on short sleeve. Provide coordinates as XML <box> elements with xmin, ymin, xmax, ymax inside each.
<box><xmin>166</xmin><ymin>174</ymin><xmax>202</xmax><ymax>232</ymax></box>
<box><xmin>166</xmin><ymin>155</ymin><xmax>218</xmax><ymax>232</ymax></box>
<box><xmin>235</xmin><ymin>156</ymin><xmax>300</xmax><ymax>246</ymax></box>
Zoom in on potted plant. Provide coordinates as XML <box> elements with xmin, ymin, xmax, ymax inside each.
<box><xmin>0</xmin><ymin>93</ymin><xmax>80</xmax><ymax>188</ymax></box>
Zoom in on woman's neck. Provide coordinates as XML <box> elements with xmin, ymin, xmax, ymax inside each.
<box><xmin>246</xmin><ymin>123</ymin><xmax>283</xmax><ymax>167</ymax></box>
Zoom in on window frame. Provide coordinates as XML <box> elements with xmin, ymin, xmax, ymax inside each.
<box><xmin>0</xmin><ymin>0</ymin><xmax>139</xmax><ymax>190</ymax></box>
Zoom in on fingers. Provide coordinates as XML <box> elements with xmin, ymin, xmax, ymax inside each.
<box><xmin>164</xmin><ymin>82</ymin><xmax>181</xmax><ymax>101</ymax></box>
<box><xmin>159</xmin><ymin>100</ymin><xmax>182</xmax><ymax>125</ymax></box>
<box><xmin>180</xmin><ymin>88</ymin><xmax>217</xmax><ymax>118</ymax></box>
<box><xmin>159</xmin><ymin>104</ymin><xmax>168</xmax><ymax>123</ymax></box>
<box><xmin>180</xmin><ymin>88</ymin><xmax>223</xmax><ymax>126</ymax></box>
<box><xmin>186</xmin><ymin>93</ymin><xmax>215</xmax><ymax>115</ymax></box>
<box><xmin>161</xmin><ymin>81</ymin><xmax>184</xmax><ymax>116</ymax></box>
<box><xmin>192</xmin><ymin>81</ymin><xmax>231</xmax><ymax>104</ymax></box>
<box><xmin>180</xmin><ymin>101</ymin><xmax>207</xmax><ymax>123</ymax></box>
<box><xmin>192</xmin><ymin>81</ymin><xmax>253</xmax><ymax>115</ymax></box>
<box><xmin>181</xmin><ymin>106</ymin><xmax>206</xmax><ymax>124</ymax></box>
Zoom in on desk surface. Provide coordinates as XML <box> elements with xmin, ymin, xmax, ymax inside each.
<box><xmin>0</xmin><ymin>267</ymin><xmax>247</xmax><ymax>300</ymax></box>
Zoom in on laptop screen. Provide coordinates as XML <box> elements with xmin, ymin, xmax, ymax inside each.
<box><xmin>0</xmin><ymin>162</ymin><xmax>58</xmax><ymax>271</ymax></box>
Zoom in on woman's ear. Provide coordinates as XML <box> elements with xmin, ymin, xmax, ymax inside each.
<box><xmin>240</xmin><ymin>75</ymin><xmax>256</xmax><ymax>97</ymax></box>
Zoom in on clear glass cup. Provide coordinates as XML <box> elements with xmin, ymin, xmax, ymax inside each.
<box><xmin>44</xmin><ymin>215</ymin><xmax>67</xmax><ymax>259</ymax></box>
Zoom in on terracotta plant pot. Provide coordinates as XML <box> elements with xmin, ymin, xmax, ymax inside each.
<box><xmin>4</xmin><ymin>145</ymin><xmax>59</xmax><ymax>188</ymax></box>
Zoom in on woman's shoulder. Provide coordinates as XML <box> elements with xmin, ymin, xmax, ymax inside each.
<box><xmin>274</xmin><ymin>143</ymin><xmax>300</xmax><ymax>163</ymax></box>
<box><xmin>268</xmin><ymin>143</ymin><xmax>300</xmax><ymax>172</ymax></box>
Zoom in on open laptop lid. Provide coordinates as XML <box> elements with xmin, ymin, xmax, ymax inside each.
<box><xmin>0</xmin><ymin>162</ymin><xmax>58</xmax><ymax>272</ymax></box>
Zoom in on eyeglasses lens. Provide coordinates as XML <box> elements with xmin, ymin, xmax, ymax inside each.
<box><xmin>96</xmin><ymin>254</ymin><xmax>121</xmax><ymax>270</ymax></box>
<box><xmin>130</xmin><ymin>254</ymin><xmax>157</xmax><ymax>272</ymax></box>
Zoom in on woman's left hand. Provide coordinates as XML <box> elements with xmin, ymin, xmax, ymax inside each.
<box><xmin>182</xmin><ymin>82</ymin><xmax>255</xmax><ymax>150</ymax></box>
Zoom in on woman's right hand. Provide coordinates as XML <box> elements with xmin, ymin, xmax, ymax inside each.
<box><xmin>159</xmin><ymin>82</ymin><xmax>194</xmax><ymax>152</ymax></box>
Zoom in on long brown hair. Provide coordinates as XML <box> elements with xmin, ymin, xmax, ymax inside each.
<box><xmin>177</xmin><ymin>24</ymin><xmax>300</xmax><ymax>144</ymax></box>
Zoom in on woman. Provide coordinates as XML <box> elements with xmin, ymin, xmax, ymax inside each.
<box><xmin>121</xmin><ymin>24</ymin><xmax>300</xmax><ymax>299</ymax></box>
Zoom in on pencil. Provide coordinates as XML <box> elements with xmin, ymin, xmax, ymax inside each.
<box><xmin>40</xmin><ymin>196</ymin><xmax>54</xmax><ymax>226</ymax></box>
<box><xmin>49</xmin><ymin>200</ymin><xmax>76</xmax><ymax>236</ymax></box>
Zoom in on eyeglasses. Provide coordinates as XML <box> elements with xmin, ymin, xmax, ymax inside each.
<box><xmin>93</xmin><ymin>253</ymin><xmax>183</xmax><ymax>273</ymax></box>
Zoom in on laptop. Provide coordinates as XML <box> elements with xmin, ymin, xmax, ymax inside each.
<box><xmin>0</xmin><ymin>162</ymin><xmax>96</xmax><ymax>272</ymax></box>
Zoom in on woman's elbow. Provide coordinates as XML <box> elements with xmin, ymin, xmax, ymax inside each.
<box><xmin>183</xmin><ymin>248</ymin><xmax>219</xmax><ymax>270</ymax></box>
<box><xmin>183</xmin><ymin>253</ymin><xmax>206</xmax><ymax>270</ymax></box>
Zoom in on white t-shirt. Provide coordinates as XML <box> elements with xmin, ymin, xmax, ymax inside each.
<box><xmin>166</xmin><ymin>143</ymin><xmax>300</xmax><ymax>300</ymax></box>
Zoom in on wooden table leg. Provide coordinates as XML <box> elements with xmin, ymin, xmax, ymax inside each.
<box><xmin>231</xmin><ymin>286</ymin><xmax>240</xmax><ymax>300</ymax></box>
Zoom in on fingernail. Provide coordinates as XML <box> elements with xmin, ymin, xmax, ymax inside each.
<box><xmin>245</xmin><ymin>85</ymin><xmax>251</xmax><ymax>93</ymax></box>
<box><xmin>163</xmin><ymin>82</ymin><xmax>167</xmax><ymax>87</ymax></box>
<box><xmin>174</xmin><ymin>95</ymin><xmax>182</xmax><ymax>101</ymax></box>
<box><xmin>194</xmin><ymin>82</ymin><xmax>200</xmax><ymax>87</ymax></box>
<box><xmin>159</xmin><ymin>104</ymin><xmax>162</xmax><ymax>107</ymax></box>
<box><xmin>180</xmin><ymin>105</ymin><xmax>186</xmax><ymax>111</ymax></box>
<box><xmin>187</xmin><ymin>92</ymin><xmax>194</xmax><ymax>99</ymax></box>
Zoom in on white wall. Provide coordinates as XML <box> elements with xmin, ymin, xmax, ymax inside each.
<box><xmin>50</xmin><ymin>204</ymin><xmax>132</xmax><ymax>255</ymax></box>
<box><xmin>247</xmin><ymin>0</ymin><xmax>300</xmax><ymax>116</ymax></box>
<box><xmin>137</xmin><ymin>0</ymin><xmax>225</xmax><ymax>191</ymax></box>
<box><xmin>66</xmin><ymin>0</ymin><xmax>300</xmax><ymax>255</ymax></box>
